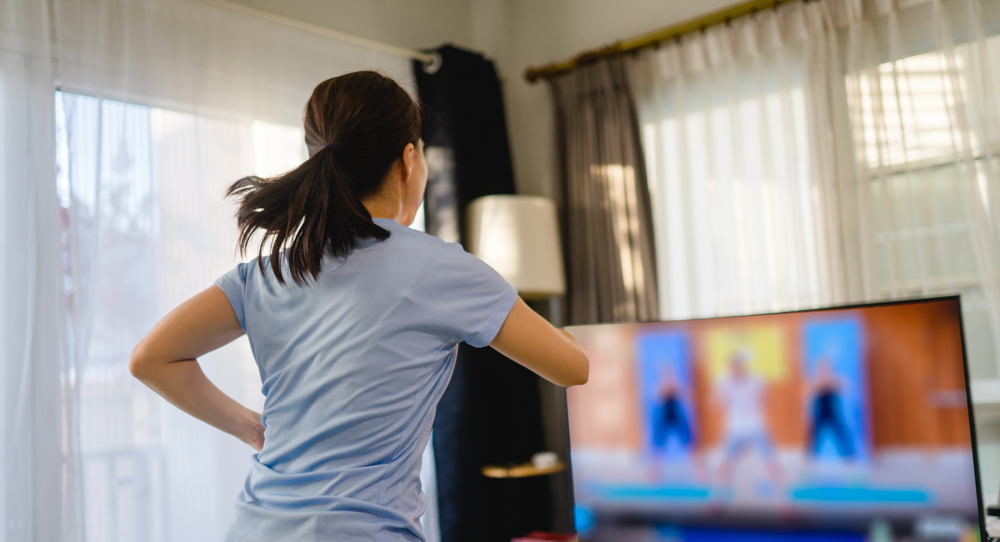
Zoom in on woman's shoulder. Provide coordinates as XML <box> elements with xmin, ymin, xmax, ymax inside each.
<box><xmin>378</xmin><ymin>224</ymin><xmax>492</xmax><ymax>279</ymax></box>
<box><xmin>400</xmin><ymin>231</ymin><xmax>478</xmax><ymax>264</ymax></box>
<box><xmin>378</xmin><ymin>220</ymin><xmax>462</xmax><ymax>256</ymax></box>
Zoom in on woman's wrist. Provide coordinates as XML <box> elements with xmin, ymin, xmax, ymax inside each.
<box><xmin>238</xmin><ymin>408</ymin><xmax>265</xmax><ymax>451</ymax></box>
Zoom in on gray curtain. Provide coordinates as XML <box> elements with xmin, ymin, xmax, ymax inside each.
<box><xmin>549</xmin><ymin>56</ymin><xmax>659</xmax><ymax>325</ymax></box>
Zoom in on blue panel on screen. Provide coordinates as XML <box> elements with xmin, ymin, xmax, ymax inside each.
<box><xmin>636</xmin><ymin>332</ymin><xmax>693</xmax><ymax>460</ymax></box>
<box><xmin>802</xmin><ymin>319</ymin><xmax>867</xmax><ymax>463</ymax></box>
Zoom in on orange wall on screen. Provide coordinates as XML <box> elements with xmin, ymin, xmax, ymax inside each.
<box><xmin>865</xmin><ymin>302</ymin><xmax>970</xmax><ymax>448</ymax></box>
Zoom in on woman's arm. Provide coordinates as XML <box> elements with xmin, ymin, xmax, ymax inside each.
<box><xmin>129</xmin><ymin>285</ymin><xmax>264</xmax><ymax>451</ymax></box>
<box><xmin>489</xmin><ymin>297</ymin><xmax>589</xmax><ymax>387</ymax></box>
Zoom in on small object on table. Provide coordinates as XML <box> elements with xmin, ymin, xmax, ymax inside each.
<box><xmin>531</xmin><ymin>451</ymin><xmax>559</xmax><ymax>469</ymax></box>
<box><xmin>511</xmin><ymin>532</ymin><xmax>579</xmax><ymax>542</ymax></box>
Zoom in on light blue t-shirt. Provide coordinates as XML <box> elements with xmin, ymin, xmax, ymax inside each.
<box><xmin>214</xmin><ymin>217</ymin><xmax>517</xmax><ymax>542</ymax></box>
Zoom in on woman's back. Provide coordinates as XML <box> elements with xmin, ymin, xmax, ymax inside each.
<box><xmin>217</xmin><ymin>218</ymin><xmax>516</xmax><ymax>541</ymax></box>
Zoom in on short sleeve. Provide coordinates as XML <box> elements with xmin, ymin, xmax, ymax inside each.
<box><xmin>215</xmin><ymin>262</ymin><xmax>249</xmax><ymax>332</ymax></box>
<box><xmin>415</xmin><ymin>242</ymin><xmax>518</xmax><ymax>348</ymax></box>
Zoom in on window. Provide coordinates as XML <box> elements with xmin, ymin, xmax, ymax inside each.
<box><xmin>849</xmin><ymin>35</ymin><xmax>1000</xmax><ymax>380</ymax></box>
<box><xmin>56</xmin><ymin>91</ymin><xmax>306</xmax><ymax>542</ymax></box>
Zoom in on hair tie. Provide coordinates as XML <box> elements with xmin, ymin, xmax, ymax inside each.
<box><xmin>323</xmin><ymin>142</ymin><xmax>341</xmax><ymax>153</ymax></box>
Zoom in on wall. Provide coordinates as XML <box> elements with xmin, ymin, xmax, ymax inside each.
<box><xmin>225</xmin><ymin>0</ymin><xmax>476</xmax><ymax>52</ymax></box>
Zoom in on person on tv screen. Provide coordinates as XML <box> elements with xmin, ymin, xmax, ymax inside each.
<box><xmin>806</xmin><ymin>358</ymin><xmax>855</xmax><ymax>460</ymax></box>
<box><xmin>652</xmin><ymin>364</ymin><xmax>693</xmax><ymax>454</ymax></box>
<box><xmin>714</xmin><ymin>351</ymin><xmax>783</xmax><ymax>501</ymax></box>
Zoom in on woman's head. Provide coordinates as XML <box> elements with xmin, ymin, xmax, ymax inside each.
<box><xmin>304</xmin><ymin>72</ymin><xmax>427</xmax><ymax>227</ymax></box>
<box><xmin>228</xmin><ymin>71</ymin><xmax>424</xmax><ymax>285</ymax></box>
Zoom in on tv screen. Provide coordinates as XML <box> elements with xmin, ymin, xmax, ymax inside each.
<box><xmin>566</xmin><ymin>297</ymin><xmax>984</xmax><ymax>541</ymax></box>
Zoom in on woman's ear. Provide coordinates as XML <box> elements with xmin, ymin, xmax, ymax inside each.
<box><xmin>400</xmin><ymin>142</ymin><xmax>416</xmax><ymax>184</ymax></box>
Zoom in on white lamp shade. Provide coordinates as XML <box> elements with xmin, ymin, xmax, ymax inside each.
<box><xmin>466</xmin><ymin>195</ymin><xmax>566</xmax><ymax>298</ymax></box>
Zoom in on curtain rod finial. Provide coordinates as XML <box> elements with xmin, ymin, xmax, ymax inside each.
<box><xmin>421</xmin><ymin>52</ymin><xmax>443</xmax><ymax>74</ymax></box>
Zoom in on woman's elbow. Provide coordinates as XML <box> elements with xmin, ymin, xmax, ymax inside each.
<box><xmin>129</xmin><ymin>343</ymin><xmax>152</xmax><ymax>380</ymax></box>
<box><xmin>563</xmin><ymin>356</ymin><xmax>590</xmax><ymax>387</ymax></box>
<box><xmin>576</xmin><ymin>357</ymin><xmax>590</xmax><ymax>386</ymax></box>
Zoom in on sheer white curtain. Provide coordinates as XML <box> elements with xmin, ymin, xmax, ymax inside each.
<box><xmin>635</xmin><ymin>8</ymin><xmax>814</xmax><ymax>321</ymax></box>
<box><xmin>2</xmin><ymin>2</ymin><xmax>70</xmax><ymax>541</ymax></box>
<box><xmin>633</xmin><ymin>0</ymin><xmax>1000</xmax><ymax>380</ymax></box>
<box><xmin>5</xmin><ymin>0</ymin><xmax>437</xmax><ymax>540</ymax></box>
<box><xmin>841</xmin><ymin>0</ymin><xmax>1000</xmax><ymax>384</ymax></box>
<box><xmin>55</xmin><ymin>92</ymin><xmax>305</xmax><ymax>542</ymax></box>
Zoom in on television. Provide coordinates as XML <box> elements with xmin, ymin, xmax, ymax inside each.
<box><xmin>565</xmin><ymin>297</ymin><xmax>985</xmax><ymax>542</ymax></box>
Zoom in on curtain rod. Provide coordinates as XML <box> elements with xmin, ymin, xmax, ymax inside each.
<box><xmin>524</xmin><ymin>0</ymin><xmax>799</xmax><ymax>83</ymax></box>
<box><xmin>195</xmin><ymin>0</ymin><xmax>437</xmax><ymax>65</ymax></box>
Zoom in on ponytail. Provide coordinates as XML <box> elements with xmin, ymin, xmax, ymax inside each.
<box><xmin>227</xmin><ymin>71</ymin><xmax>421</xmax><ymax>286</ymax></box>
<box><xmin>226</xmin><ymin>144</ymin><xmax>390</xmax><ymax>286</ymax></box>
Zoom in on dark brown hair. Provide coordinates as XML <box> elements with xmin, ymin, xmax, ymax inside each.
<box><xmin>227</xmin><ymin>71</ymin><xmax>421</xmax><ymax>285</ymax></box>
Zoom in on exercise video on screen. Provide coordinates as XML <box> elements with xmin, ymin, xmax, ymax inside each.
<box><xmin>567</xmin><ymin>299</ymin><xmax>981</xmax><ymax>539</ymax></box>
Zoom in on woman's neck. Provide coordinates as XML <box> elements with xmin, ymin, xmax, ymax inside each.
<box><xmin>362</xmin><ymin>192</ymin><xmax>402</xmax><ymax>222</ymax></box>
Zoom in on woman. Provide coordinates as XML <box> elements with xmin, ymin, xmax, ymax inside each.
<box><xmin>129</xmin><ymin>71</ymin><xmax>589</xmax><ymax>541</ymax></box>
